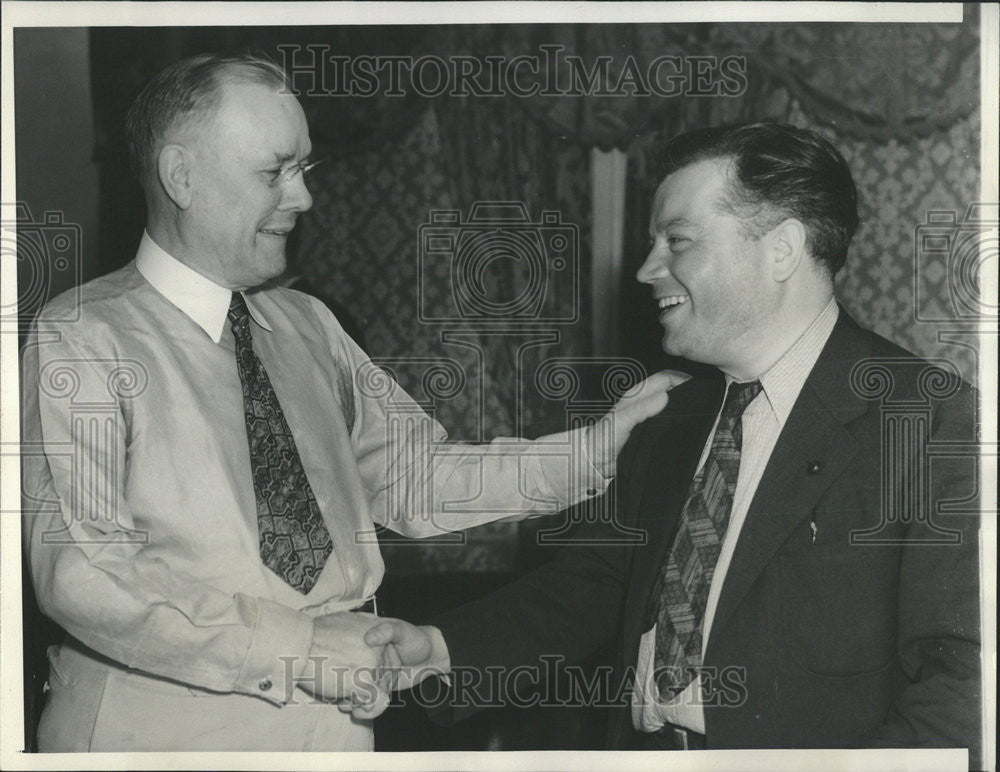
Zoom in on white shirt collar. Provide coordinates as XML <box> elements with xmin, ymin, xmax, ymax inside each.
<box><xmin>134</xmin><ymin>231</ymin><xmax>271</xmax><ymax>343</ymax></box>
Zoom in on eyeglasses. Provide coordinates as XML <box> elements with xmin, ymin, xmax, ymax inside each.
<box><xmin>268</xmin><ymin>158</ymin><xmax>326</xmax><ymax>188</ymax></box>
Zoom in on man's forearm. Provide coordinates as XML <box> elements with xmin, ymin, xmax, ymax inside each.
<box><xmin>370</xmin><ymin>371</ymin><xmax>687</xmax><ymax>537</ymax></box>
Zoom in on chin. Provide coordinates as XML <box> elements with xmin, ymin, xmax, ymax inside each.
<box><xmin>660</xmin><ymin>334</ymin><xmax>683</xmax><ymax>357</ymax></box>
<box><xmin>661</xmin><ymin>338</ymin><xmax>701</xmax><ymax>365</ymax></box>
<box><xmin>258</xmin><ymin>253</ymin><xmax>288</xmax><ymax>281</ymax></box>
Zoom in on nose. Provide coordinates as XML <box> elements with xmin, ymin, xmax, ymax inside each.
<box><xmin>279</xmin><ymin>173</ymin><xmax>313</xmax><ymax>214</ymax></box>
<box><xmin>636</xmin><ymin>243</ymin><xmax>669</xmax><ymax>284</ymax></box>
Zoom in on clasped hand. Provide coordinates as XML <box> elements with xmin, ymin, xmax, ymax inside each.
<box><xmin>297</xmin><ymin>612</ymin><xmax>441</xmax><ymax>720</ymax></box>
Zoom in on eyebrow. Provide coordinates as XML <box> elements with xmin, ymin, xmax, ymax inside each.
<box><xmin>651</xmin><ymin>216</ymin><xmax>695</xmax><ymax>235</ymax></box>
<box><xmin>266</xmin><ymin>152</ymin><xmax>302</xmax><ymax>167</ymax></box>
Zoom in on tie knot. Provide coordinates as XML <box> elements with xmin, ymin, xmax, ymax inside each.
<box><xmin>228</xmin><ymin>293</ymin><xmax>250</xmax><ymax>333</ymax></box>
<box><xmin>721</xmin><ymin>379</ymin><xmax>762</xmax><ymax>419</ymax></box>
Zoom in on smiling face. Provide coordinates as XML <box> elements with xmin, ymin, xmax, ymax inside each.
<box><xmin>181</xmin><ymin>80</ymin><xmax>313</xmax><ymax>289</ymax></box>
<box><xmin>636</xmin><ymin>158</ymin><xmax>778</xmax><ymax>377</ymax></box>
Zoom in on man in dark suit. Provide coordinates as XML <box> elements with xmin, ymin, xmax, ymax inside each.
<box><xmin>363</xmin><ymin>123</ymin><xmax>982</xmax><ymax>765</ymax></box>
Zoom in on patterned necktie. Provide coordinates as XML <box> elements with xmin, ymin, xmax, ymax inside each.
<box><xmin>650</xmin><ymin>379</ymin><xmax>763</xmax><ymax>698</ymax></box>
<box><xmin>228</xmin><ymin>293</ymin><xmax>333</xmax><ymax>594</ymax></box>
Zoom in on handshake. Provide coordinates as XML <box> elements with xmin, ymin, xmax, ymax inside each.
<box><xmin>291</xmin><ymin>372</ymin><xmax>692</xmax><ymax>717</ymax></box>
<box><xmin>296</xmin><ymin>612</ymin><xmax>446</xmax><ymax>719</ymax></box>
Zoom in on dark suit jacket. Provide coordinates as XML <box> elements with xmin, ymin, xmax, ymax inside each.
<box><xmin>431</xmin><ymin>310</ymin><xmax>981</xmax><ymax>764</ymax></box>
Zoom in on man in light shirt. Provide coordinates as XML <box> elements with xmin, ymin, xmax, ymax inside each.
<box><xmin>19</xmin><ymin>53</ymin><xmax>681</xmax><ymax>752</ymax></box>
<box><xmin>366</xmin><ymin>123</ymin><xmax>982</xmax><ymax>765</ymax></box>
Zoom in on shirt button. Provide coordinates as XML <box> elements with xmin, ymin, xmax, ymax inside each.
<box><xmin>807</xmin><ymin>461</ymin><xmax>822</xmax><ymax>474</ymax></box>
<box><xmin>258</xmin><ymin>678</ymin><xmax>272</xmax><ymax>692</ymax></box>
<box><xmin>586</xmin><ymin>487</ymin><xmax>598</xmax><ymax>497</ymax></box>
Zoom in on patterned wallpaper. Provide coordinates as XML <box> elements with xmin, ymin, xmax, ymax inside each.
<box><xmin>823</xmin><ymin>110</ymin><xmax>983</xmax><ymax>387</ymax></box>
<box><xmin>294</xmin><ymin>105</ymin><xmax>594</xmax><ymax>573</ymax></box>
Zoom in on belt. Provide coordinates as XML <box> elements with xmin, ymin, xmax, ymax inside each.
<box><xmin>639</xmin><ymin>723</ymin><xmax>707</xmax><ymax>751</ymax></box>
<box><xmin>353</xmin><ymin>597</ymin><xmax>378</xmax><ymax>615</ymax></box>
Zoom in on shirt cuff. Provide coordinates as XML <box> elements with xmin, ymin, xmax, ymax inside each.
<box><xmin>428</xmin><ymin>625</ymin><xmax>452</xmax><ymax>684</ymax></box>
<box><xmin>535</xmin><ymin>429</ymin><xmax>611</xmax><ymax>509</ymax></box>
<box><xmin>235</xmin><ymin>597</ymin><xmax>315</xmax><ymax>706</ymax></box>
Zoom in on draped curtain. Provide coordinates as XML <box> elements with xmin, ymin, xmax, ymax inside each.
<box><xmin>509</xmin><ymin>20</ymin><xmax>978</xmax><ymax>148</ymax></box>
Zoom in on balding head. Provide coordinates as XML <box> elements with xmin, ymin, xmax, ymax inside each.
<box><xmin>125</xmin><ymin>53</ymin><xmax>289</xmax><ymax>190</ymax></box>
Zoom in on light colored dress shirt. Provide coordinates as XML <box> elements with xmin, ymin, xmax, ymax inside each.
<box><xmin>632</xmin><ymin>298</ymin><xmax>839</xmax><ymax>735</ymax></box>
<box><xmin>21</xmin><ymin>232</ymin><xmax>607</xmax><ymax>751</ymax></box>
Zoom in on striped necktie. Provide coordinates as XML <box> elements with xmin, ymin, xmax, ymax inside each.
<box><xmin>650</xmin><ymin>379</ymin><xmax>763</xmax><ymax>698</ymax></box>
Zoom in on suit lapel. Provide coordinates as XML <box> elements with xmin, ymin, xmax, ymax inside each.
<box><xmin>706</xmin><ymin>387</ymin><xmax>858</xmax><ymax>648</ymax></box>
<box><xmin>706</xmin><ymin>311</ymin><xmax>873</xmax><ymax>651</ymax></box>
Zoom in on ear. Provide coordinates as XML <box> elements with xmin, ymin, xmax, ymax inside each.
<box><xmin>156</xmin><ymin>144</ymin><xmax>194</xmax><ymax>209</ymax></box>
<box><xmin>767</xmin><ymin>217</ymin><xmax>808</xmax><ymax>283</ymax></box>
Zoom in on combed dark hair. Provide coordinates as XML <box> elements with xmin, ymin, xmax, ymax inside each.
<box><xmin>125</xmin><ymin>53</ymin><xmax>288</xmax><ymax>185</ymax></box>
<box><xmin>658</xmin><ymin>122</ymin><xmax>859</xmax><ymax>275</ymax></box>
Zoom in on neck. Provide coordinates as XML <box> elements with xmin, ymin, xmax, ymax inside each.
<box><xmin>720</xmin><ymin>285</ymin><xmax>833</xmax><ymax>381</ymax></box>
<box><xmin>147</xmin><ymin>205</ymin><xmax>194</xmax><ymax>268</ymax></box>
<box><xmin>146</xmin><ymin>210</ymin><xmax>244</xmax><ymax>291</ymax></box>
